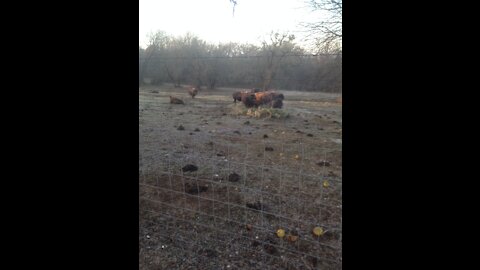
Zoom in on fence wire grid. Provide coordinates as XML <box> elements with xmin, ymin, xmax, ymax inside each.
<box><xmin>140</xmin><ymin>120</ymin><xmax>342</xmax><ymax>269</ymax></box>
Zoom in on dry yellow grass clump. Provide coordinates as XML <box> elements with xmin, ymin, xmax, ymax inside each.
<box><xmin>232</xmin><ymin>105</ymin><xmax>290</xmax><ymax>119</ymax></box>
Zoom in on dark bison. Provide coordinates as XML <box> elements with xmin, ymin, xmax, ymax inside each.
<box><xmin>170</xmin><ymin>96</ymin><xmax>184</xmax><ymax>104</ymax></box>
<box><xmin>233</xmin><ymin>90</ymin><xmax>254</xmax><ymax>104</ymax></box>
<box><xmin>241</xmin><ymin>92</ymin><xmax>257</xmax><ymax>107</ymax></box>
<box><xmin>272</xmin><ymin>92</ymin><xmax>284</xmax><ymax>100</ymax></box>
<box><xmin>270</xmin><ymin>98</ymin><xmax>283</xmax><ymax>109</ymax></box>
<box><xmin>188</xmin><ymin>87</ymin><xmax>198</xmax><ymax>98</ymax></box>
<box><xmin>233</xmin><ymin>91</ymin><xmax>243</xmax><ymax>103</ymax></box>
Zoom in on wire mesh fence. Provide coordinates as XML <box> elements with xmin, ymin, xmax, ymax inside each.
<box><xmin>140</xmin><ymin>124</ymin><xmax>342</xmax><ymax>269</ymax></box>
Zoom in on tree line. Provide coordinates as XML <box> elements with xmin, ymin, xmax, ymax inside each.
<box><xmin>139</xmin><ymin>31</ymin><xmax>342</xmax><ymax>93</ymax></box>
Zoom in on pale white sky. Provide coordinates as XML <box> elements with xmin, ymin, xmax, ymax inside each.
<box><xmin>139</xmin><ymin>0</ymin><xmax>323</xmax><ymax>48</ymax></box>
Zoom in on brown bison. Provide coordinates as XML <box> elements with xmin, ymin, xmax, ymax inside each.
<box><xmin>188</xmin><ymin>87</ymin><xmax>199</xmax><ymax>99</ymax></box>
<box><xmin>233</xmin><ymin>88</ymin><xmax>265</xmax><ymax>103</ymax></box>
<box><xmin>255</xmin><ymin>91</ymin><xmax>284</xmax><ymax>108</ymax></box>
<box><xmin>170</xmin><ymin>96</ymin><xmax>184</xmax><ymax>104</ymax></box>
<box><xmin>241</xmin><ymin>90</ymin><xmax>284</xmax><ymax>108</ymax></box>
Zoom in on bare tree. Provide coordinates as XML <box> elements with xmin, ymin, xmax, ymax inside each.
<box><xmin>204</xmin><ymin>44</ymin><xmax>227</xmax><ymax>89</ymax></box>
<box><xmin>260</xmin><ymin>32</ymin><xmax>296</xmax><ymax>90</ymax></box>
<box><xmin>185</xmin><ymin>34</ymin><xmax>207</xmax><ymax>89</ymax></box>
<box><xmin>139</xmin><ymin>31</ymin><xmax>341</xmax><ymax>92</ymax></box>
<box><xmin>302</xmin><ymin>0</ymin><xmax>342</xmax><ymax>53</ymax></box>
<box><xmin>139</xmin><ymin>31</ymin><xmax>167</xmax><ymax>85</ymax></box>
<box><xmin>164</xmin><ymin>36</ymin><xmax>186</xmax><ymax>88</ymax></box>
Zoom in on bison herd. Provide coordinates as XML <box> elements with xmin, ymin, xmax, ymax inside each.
<box><xmin>232</xmin><ymin>88</ymin><xmax>284</xmax><ymax>109</ymax></box>
<box><xmin>169</xmin><ymin>86</ymin><xmax>285</xmax><ymax>109</ymax></box>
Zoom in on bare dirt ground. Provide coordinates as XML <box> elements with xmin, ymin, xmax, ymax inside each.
<box><xmin>139</xmin><ymin>84</ymin><xmax>342</xmax><ymax>269</ymax></box>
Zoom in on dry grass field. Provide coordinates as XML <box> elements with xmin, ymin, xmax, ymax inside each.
<box><xmin>139</xmin><ymin>84</ymin><xmax>342</xmax><ymax>269</ymax></box>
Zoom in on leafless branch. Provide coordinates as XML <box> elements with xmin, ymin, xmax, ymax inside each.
<box><xmin>302</xmin><ymin>0</ymin><xmax>342</xmax><ymax>53</ymax></box>
<box><xmin>230</xmin><ymin>0</ymin><xmax>237</xmax><ymax>16</ymax></box>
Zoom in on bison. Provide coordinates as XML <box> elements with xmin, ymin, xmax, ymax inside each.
<box><xmin>233</xmin><ymin>88</ymin><xmax>266</xmax><ymax>103</ymax></box>
<box><xmin>265</xmin><ymin>91</ymin><xmax>284</xmax><ymax>108</ymax></box>
<box><xmin>270</xmin><ymin>98</ymin><xmax>283</xmax><ymax>109</ymax></box>
<box><xmin>170</xmin><ymin>96</ymin><xmax>184</xmax><ymax>104</ymax></box>
<box><xmin>272</xmin><ymin>92</ymin><xmax>284</xmax><ymax>100</ymax></box>
<box><xmin>232</xmin><ymin>91</ymin><xmax>243</xmax><ymax>103</ymax></box>
<box><xmin>233</xmin><ymin>90</ymin><xmax>255</xmax><ymax>104</ymax></box>
<box><xmin>241</xmin><ymin>92</ymin><xmax>257</xmax><ymax>107</ymax></box>
<box><xmin>188</xmin><ymin>87</ymin><xmax>199</xmax><ymax>99</ymax></box>
<box><xmin>240</xmin><ymin>90</ymin><xmax>284</xmax><ymax>108</ymax></box>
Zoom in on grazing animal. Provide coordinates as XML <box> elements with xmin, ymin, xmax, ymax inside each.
<box><xmin>170</xmin><ymin>96</ymin><xmax>184</xmax><ymax>104</ymax></box>
<box><xmin>232</xmin><ymin>91</ymin><xmax>243</xmax><ymax>103</ymax></box>
<box><xmin>233</xmin><ymin>90</ymin><xmax>256</xmax><ymax>104</ymax></box>
<box><xmin>241</xmin><ymin>92</ymin><xmax>257</xmax><ymax>107</ymax></box>
<box><xmin>241</xmin><ymin>90</ymin><xmax>284</xmax><ymax>108</ymax></box>
<box><xmin>271</xmin><ymin>98</ymin><xmax>283</xmax><ymax>109</ymax></box>
<box><xmin>232</xmin><ymin>88</ymin><xmax>262</xmax><ymax>104</ymax></box>
<box><xmin>188</xmin><ymin>87</ymin><xmax>198</xmax><ymax>98</ymax></box>
<box><xmin>272</xmin><ymin>92</ymin><xmax>284</xmax><ymax>100</ymax></box>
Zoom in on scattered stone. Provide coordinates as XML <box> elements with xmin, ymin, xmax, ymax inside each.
<box><xmin>185</xmin><ymin>184</ymin><xmax>208</xmax><ymax>195</ymax></box>
<box><xmin>264</xmin><ymin>244</ymin><xmax>278</xmax><ymax>255</ymax></box>
<box><xmin>246</xmin><ymin>201</ymin><xmax>267</xmax><ymax>211</ymax></box>
<box><xmin>199</xmin><ymin>249</ymin><xmax>217</xmax><ymax>258</ymax></box>
<box><xmin>328</xmin><ymin>171</ymin><xmax>337</xmax><ymax>177</ymax></box>
<box><xmin>182</xmin><ymin>164</ymin><xmax>198</xmax><ymax>172</ymax></box>
<box><xmin>317</xmin><ymin>160</ymin><xmax>331</xmax><ymax>167</ymax></box>
<box><xmin>228</xmin><ymin>173</ymin><xmax>240</xmax><ymax>182</ymax></box>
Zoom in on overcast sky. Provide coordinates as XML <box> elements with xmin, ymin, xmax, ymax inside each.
<box><xmin>139</xmin><ymin>0</ymin><xmax>324</xmax><ymax>48</ymax></box>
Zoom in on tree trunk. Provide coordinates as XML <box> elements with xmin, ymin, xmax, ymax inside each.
<box><xmin>209</xmin><ymin>78</ymin><xmax>216</xmax><ymax>90</ymax></box>
<box><xmin>262</xmin><ymin>69</ymin><xmax>273</xmax><ymax>90</ymax></box>
<box><xmin>139</xmin><ymin>60</ymin><xmax>149</xmax><ymax>85</ymax></box>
